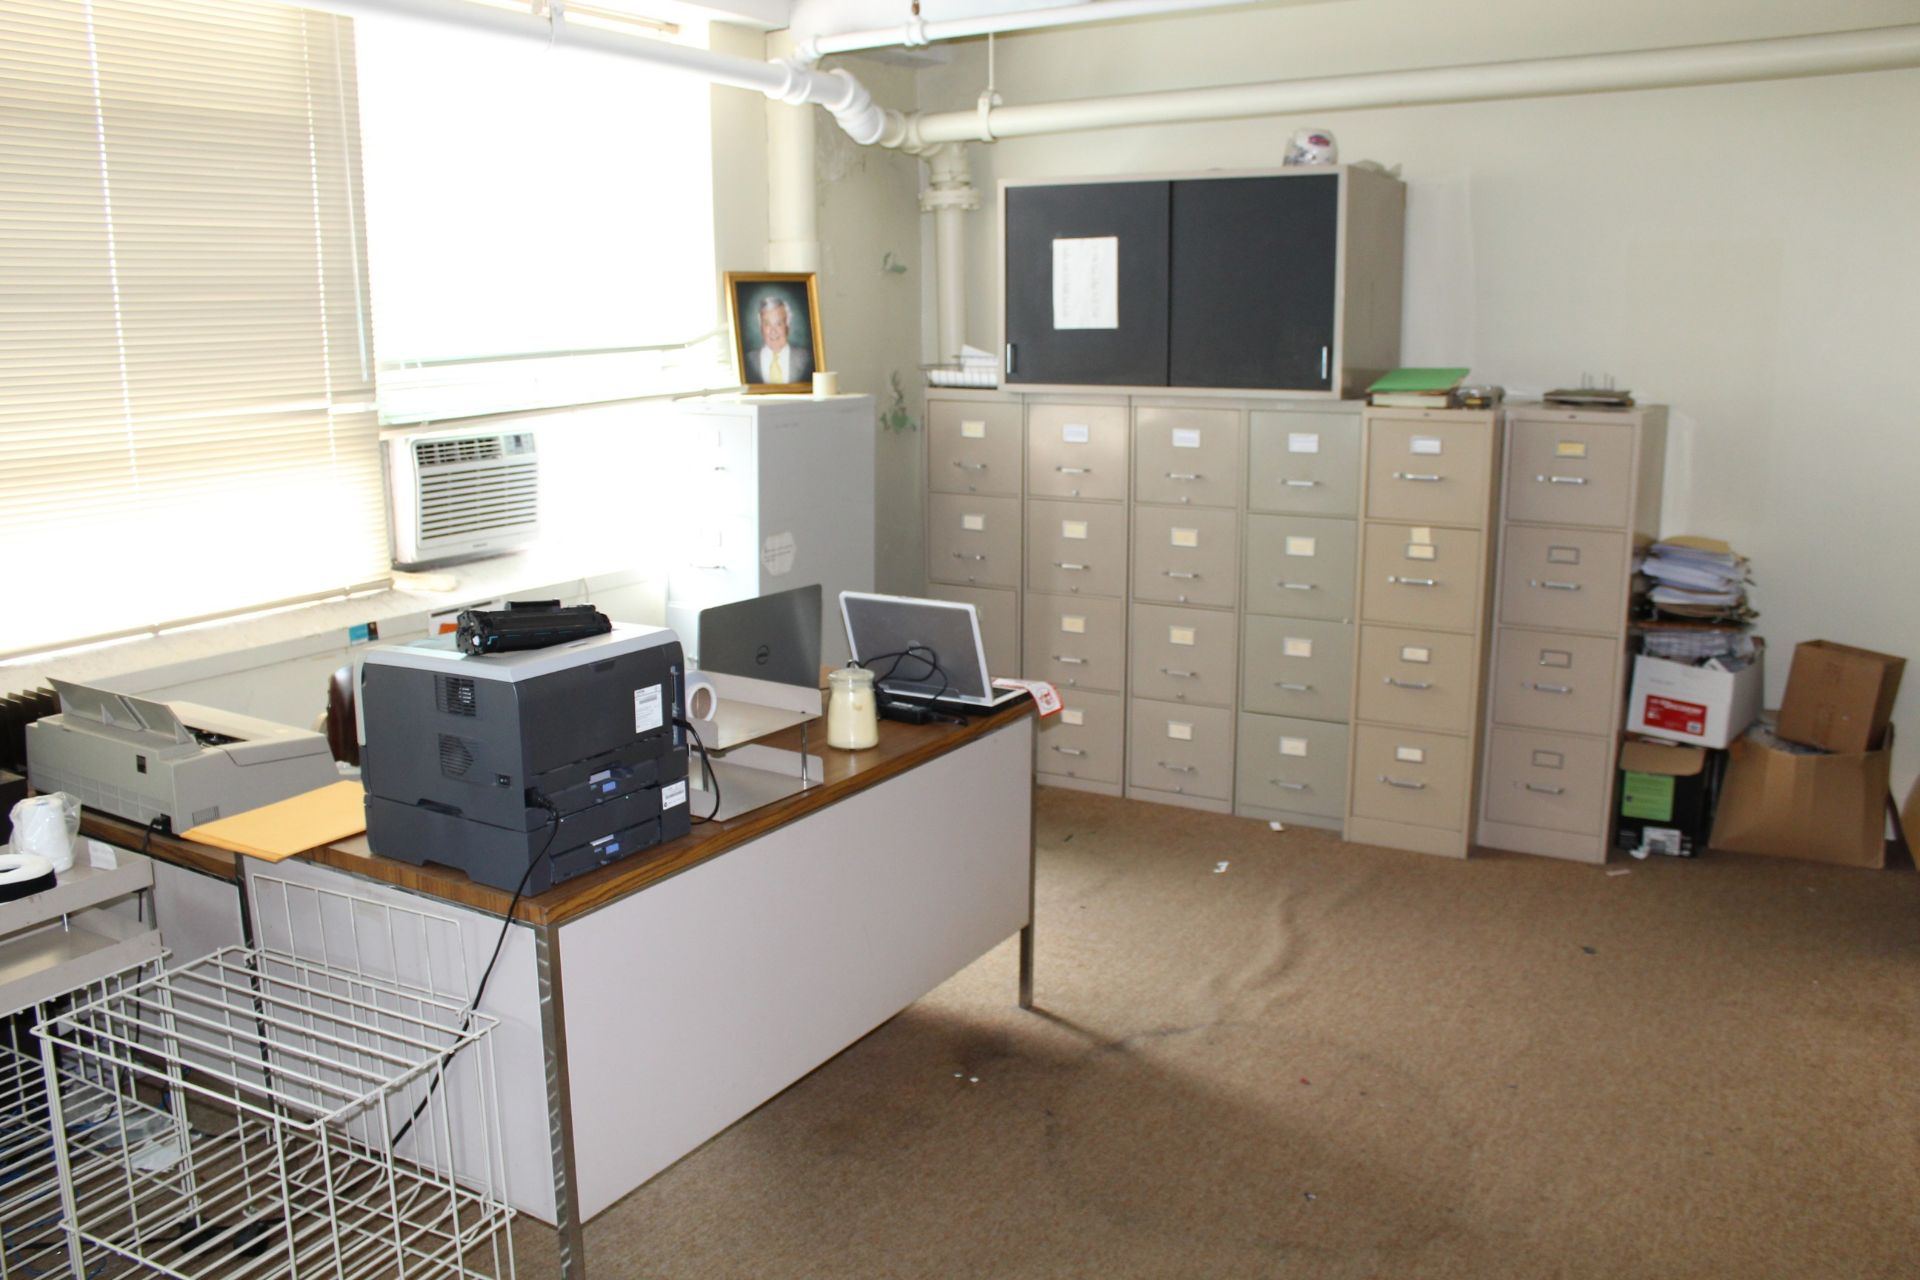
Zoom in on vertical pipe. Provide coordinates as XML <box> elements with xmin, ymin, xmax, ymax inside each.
<box><xmin>921</xmin><ymin>144</ymin><xmax>981</xmax><ymax>365</ymax></box>
<box><xmin>765</xmin><ymin>34</ymin><xmax>820</xmax><ymax>272</ymax></box>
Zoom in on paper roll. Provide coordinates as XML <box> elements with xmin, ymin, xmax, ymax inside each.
<box><xmin>812</xmin><ymin>371</ymin><xmax>839</xmax><ymax>397</ymax></box>
<box><xmin>10</xmin><ymin>793</ymin><xmax>78</xmax><ymax>873</ymax></box>
<box><xmin>0</xmin><ymin>851</ymin><xmax>57</xmax><ymax>902</ymax></box>
<box><xmin>686</xmin><ymin>674</ymin><xmax>720</xmax><ymax>722</ymax></box>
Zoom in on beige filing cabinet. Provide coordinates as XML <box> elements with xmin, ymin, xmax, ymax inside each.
<box><xmin>1026</xmin><ymin>397</ymin><xmax>1132</xmax><ymax>796</ymax></box>
<box><xmin>925</xmin><ymin>392</ymin><xmax>1024</xmax><ymax>681</ymax></box>
<box><xmin>1236</xmin><ymin>404</ymin><xmax>1362</xmax><ymax>831</ymax></box>
<box><xmin>1477</xmin><ymin>404</ymin><xmax>1667</xmax><ymax>862</ymax></box>
<box><xmin>1345</xmin><ymin>407</ymin><xmax>1503</xmax><ymax>857</ymax></box>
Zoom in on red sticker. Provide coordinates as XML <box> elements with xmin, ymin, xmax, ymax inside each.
<box><xmin>1644</xmin><ymin>695</ymin><xmax>1707</xmax><ymax>736</ymax></box>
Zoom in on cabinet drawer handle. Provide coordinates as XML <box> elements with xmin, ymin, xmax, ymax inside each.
<box><xmin>1160</xmin><ymin>667</ymin><xmax>1197</xmax><ymax>679</ymax></box>
<box><xmin>951</xmin><ymin>460</ymin><xmax>988</xmax><ymax>471</ymax></box>
<box><xmin>1053</xmin><ymin>654</ymin><xmax>1086</xmax><ymax>665</ymax></box>
<box><xmin>1281</xmin><ymin>478</ymin><xmax>1320</xmax><ymax>488</ymax></box>
<box><xmin>1379</xmin><ymin>775</ymin><xmax>1427</xmax><ymax>791</ymax></box>
<box><xmin>1393</xmin><ymin>472</ymin><xmax>1442</xmax><ymax>483</ymax></box>
<box><xmin>1384</xmin><ymin>677</ymin><xmax>1432</xmax><ymax>690</ymax></box>
<box><xmin>1525</xmin><ymin>782</ymin><xmax>1566</xmax><ymax>796</ymax></box>
<box><xmin>1164</xmin><ymin>570</ymin><xmax>1201</xmax><ymax>580</ymax></box>
<box><xmin>1158</xmin><ymin>761</ymin><xmax>1198</xmax><ymax>774</ymax></box>
<box><xmin>1055</xmin><ymin>465</ymin><xmax>1092</xmax><ymax>475</ymax></box>
<box><xmin>1276</xmin><ymin>580</ymin><xmax>1317</xmax><ymax>591</ymax></box>
<box><xmin>1275</xmin><ymin>681</ymin><xmax>1314</xmax><ymax>693</ymax></box>
<box><xmin>1529</xmin><ymin>579</ymin><xmax>1582</xmax><ymax>592</ymax></box>
<box><xmin>1538</xmin><ymin>474</ymin><xmax>1588</xmax><ymax>485</ymax></box>
<box><xmin>1269</xmin><ymin>779</ymin><xmax>1309</xmax><ymax>792</ymax></box>
<box><xmin>1388</xmin><ymin>575</ymin><xmax>1438</xmax><ymax>587</ymax></box>
<box><xmin>1052</xmin><ymin>745</ymin><xmax>1087</xmax><ymax>757</ymax></box>
<box><xmin>1166</xmin><ymin>471</ymin><xmax>1202</xmax><ymax>482</ymax></box>
<box><xmin>951</xmin><ymin>552</ymin><xmax>987</xmax><ymax>562</ymax></box>
<box><xmin>1055</xmin><ymin>561</ymin><xmax>1088</xmax><ymax>572</ymax></box>
<box><xmin>1526</xmin><ymin>681</ymin><xmax>1573</xmax><ymax>695</ymax></box>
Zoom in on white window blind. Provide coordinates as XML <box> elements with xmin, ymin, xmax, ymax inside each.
<box><xmin>0</xmin><ymin>0</ymin><xmax>385</xmax><ymax>659</ymax></box>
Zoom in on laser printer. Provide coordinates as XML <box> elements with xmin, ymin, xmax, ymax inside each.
<box><xmin>360</xmin><ymin>623</ymin><xmax>691</xmax><ymax>894</ymax></box>
<box><xmin>25</xmin><ymin>680</ymin><xmax>338</xmax><ymax>831</ymax></box>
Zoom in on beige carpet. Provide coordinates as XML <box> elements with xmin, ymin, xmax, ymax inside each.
<box><xmin>514</xmin><ymin>789</ymin><xmax>1920</xmax><ymax>1278</ymax></box>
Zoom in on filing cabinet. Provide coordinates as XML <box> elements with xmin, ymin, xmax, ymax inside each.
<box><xmin>928</xmin><ymin>493</ymin><xmax>1022</xmax><ymax>589</ymax></box>
<box><xmin>1134</xmin><ymin>405</ymin><xmax>1242</xmax><ymax>508</ymax></box>
<box><xmin>1477</xmin><ymin>405</ymin><xmax>1667</xmax><ymax>862</ymax></box>
<box><xmin>1132</xmin><ymin>505</ymin><xmax>1239</xmax><ymax>610</ymax></box>
<box><xmin>1345</xmin><ymin>407</ymin><xmax>1502</xmax><ymax>858</ymax></box>
<box><xmin>1130</xmin><ymin>602</ymin><xmax>1237</xmax><ymax>707</ymax></box>
<box><xmin>1243</xmin><ymin>514</ymin><xmax>1358</xmax><ymax>622</ymax></box>
<box><xmin>1024</xmin><ymin>594</ymin><xmax>1126</xmax><ymax>694</ymax></box>
<box><xmin>1028</xmin><ymin>402</ymin><xmax>1128</xmax><ymax>501</ymax></box>
<box><xmin>1236</xmin><ymin>713</ymin><xmax>1347</xmax><ymax>823</ymax></box>
<box><xmin>1037</xmin><ymin>688</ymin><xmax>1126</xmax><ymax>790</ymax></box>
<box><xmin>1127</xmin><ymin>698</ymin><xmax>1234</xmax><ymax>809</ymax></box>
<box><xmin>927</xmin><ymin>390</ymin><xmax>1027</xmax><ymax>691</ymax></box>
<box><xmin>928</xmin><ymin>399</ymin><xmax>1022</xmax><ymax>497</ymax></box>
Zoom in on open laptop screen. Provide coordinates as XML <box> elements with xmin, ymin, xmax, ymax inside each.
<box><xmin>697</xmin><ymin>584</ymin><xmax>823</xmax><ymax>690</ymax></box>
<box><xmin>840</xmin><ymin>593</ymin><xmax>992</xmax><ymax>703</ymax></box>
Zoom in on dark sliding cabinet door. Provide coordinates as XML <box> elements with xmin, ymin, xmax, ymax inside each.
<box><xmin>1169</xmin><ymin>173</ymin><xmax>1339</xmax><ymax>391</ymax></box>
<box><xmin>1004</xmin><ymin>182</ymin><xmax>1170</xmax><ymax>387</ymax></box>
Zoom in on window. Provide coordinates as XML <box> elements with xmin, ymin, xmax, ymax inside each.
<box><xmin>0</xmin><ymin>0</ymin><xmax>384</xmax><ymax>658</ymax></box>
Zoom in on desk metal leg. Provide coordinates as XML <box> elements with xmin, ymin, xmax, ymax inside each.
<box><xmin>536</xmin><ymin>924</ymin><xmax>588</xmax><ymax>1279</ymax></box>
<box><xmin>1019</xmin><ymin>772</ymin><xmax>1036</xmax><ymax>1010</ymax></box>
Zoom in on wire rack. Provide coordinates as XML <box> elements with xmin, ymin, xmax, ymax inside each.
<box><xmin>33</xmin><ymin>876</ymin><xmax>516</xmax><ymax>1280</ymax></box>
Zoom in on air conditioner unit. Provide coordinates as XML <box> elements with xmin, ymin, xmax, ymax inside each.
<box><xmin>383</xmin><ymin>426</ymin><xmax>541</xmax><ymax>568</ymax></box>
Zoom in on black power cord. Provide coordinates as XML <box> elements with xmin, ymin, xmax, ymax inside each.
<box><xmin>674</xmin><ymin>716</ymin><xmax>722</xmax><ymax>823</ymax></box>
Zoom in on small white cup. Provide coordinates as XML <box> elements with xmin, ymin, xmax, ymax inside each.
<box><xmin>812</xmin><ymin>371</ymin><xmax>838</xmax><ymax>397</ymax></box>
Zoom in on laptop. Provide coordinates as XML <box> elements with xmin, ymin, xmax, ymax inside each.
<box><xmin>697</xmin><ymin>584</ymin><xmax>822</xmax><ymax>690</ymax></box>
<box><xmin>840</xmin><ymin>592</ymin><xmax>1025</xmax><ymax>713</ymax></box>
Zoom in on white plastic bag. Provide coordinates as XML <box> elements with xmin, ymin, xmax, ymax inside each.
<box><xmin>11</xmin><ymin>792</ymin><xmax>81</xmax><ymax>873</ymax></box>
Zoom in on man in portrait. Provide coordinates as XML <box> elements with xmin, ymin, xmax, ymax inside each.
<box><xmin>752</xmin><ymin>293</ymin><xmax>814</xmax><ymax>386</ymax></box>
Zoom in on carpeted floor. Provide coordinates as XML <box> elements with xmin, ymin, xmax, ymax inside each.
<box><xmin>513</xmin><ymin>788</ymin><xmax>1920</xmax><ymax>1278</ymax></box>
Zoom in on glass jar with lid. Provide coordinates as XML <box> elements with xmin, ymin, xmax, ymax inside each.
<box><xmin>826</xmin><ymin>666</ymin><xmax>879</xmax><ymax>750</ymax></box>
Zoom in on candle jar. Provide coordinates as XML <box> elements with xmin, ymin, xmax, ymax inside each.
<box><xmin>826</xmin><ymin>666</ymin><xmax>879</xmax><ymax>750</ymax></box>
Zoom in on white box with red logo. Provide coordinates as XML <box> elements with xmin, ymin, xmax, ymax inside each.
<box><xmin>1626</xmin><ymin>640</ymin><xmax>1765</xmax><ymax>749</ymax></box>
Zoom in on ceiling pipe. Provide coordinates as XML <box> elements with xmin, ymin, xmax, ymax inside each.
<box><xmin>795</xmin><ymin>0</ymin><xmax>1263</xmax><ymax>63</ymax></box>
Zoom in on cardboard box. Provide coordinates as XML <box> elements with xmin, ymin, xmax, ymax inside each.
<box><xmin>1776</xmin><ymin>640</ymin><xmax>1904</xmax><ymax>754</ymax></box>
<box><xmin>1615</xmin><ymin>739</ymin><xmax>1720</xmax><ymax>857</ymax></box>
<box><xmin>1709</xmin><ymin>723</ymin><xmax>1894</xmax><ymax>868</ymax></box>
<box><xmin>1626</xmin><ymin>641</ymin><xmax>1765</xmax><ymax>750</ymax></box>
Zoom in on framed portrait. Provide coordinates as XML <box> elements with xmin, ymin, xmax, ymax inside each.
<box><xmin>725</xmin><ymin>271</ymin><xmax>825</xmax><ymax>394</ymax></box>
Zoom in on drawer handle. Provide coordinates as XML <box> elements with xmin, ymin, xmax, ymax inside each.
<box><xmin>691</xmin><ymin>562</ymin><xmax>730</xmax><ymax>570</ymax></box>
<box><xmin>1055</xmin><ymin>465</ymin><xmax>1092</xmax><ymax>475</ymax></box>
<box><xmin>1055</xmin><ymin>561</ymin><xmax>1089</xmax><ymax>572</ymax></box>
<box><xmin>1388</xmin><ymin>575</ymin><xmax>1438</xmax><ymax>587</ymax></box>
<box><xmin>1393</xmin><ymin>472</ymin><xmax>1443</xmax><ymax>483</ymax></box>
<box><xmin>1276</xmin><ymin>580</ymin><xmax>1317</xmax><ymax>591</ymax></box>
<box><xmin>1269</xmin><ymin>779</ymin><xmax>1309</xmax><ymax>792</ymax></box>
<box><xmin>1275</xmin><ymin>681</ymin><xmax>1314</xmax><ymax>693</ymax></box>
<box><xmin>1052</xmin><ymin>745</ymin><xmax>1087</xmax><ymax>757</ymax></box>
<box><xmin>1379</xmin><ymin>775</ymin><xmax>1427</xmax><ymax>791</ymax></box>
<box><xmin>1538</xmin><ymin>474</ymin><xmax>1588</xmax><ymax>486</ymax></box>
<box><xmin>1384</xmin><ymin>676</ymin><xmax>1432</xmax><ymax>691</ymax></box>
<box><xmin>1053</xmin><ymin>654</ymin><xmax>1087</xmax><ymax>665</ymax></box>
<box><xmin>1160</xmin><ymin>667</ymin><xmax>1197</xmax><ymax>679</ymax></box>
<box><xmin>952</xmin><ymin>552</ymin><xmax>987</xmax><ymax>562</ymax></box>
<box><xmin>1529</xmin><ymin>579</ymin><xmax>1582</xmax><ymax>592</ymax></box>
<box><xmin>1166</xmin><ymin>471</ymin><xmax>1202</xmax><ymax>482</ymax></box>
<box><xmin>1525</xmin><ymin>782</ymin><xmax>1566</xmax><ymax>796</ymax></box>
<box><xmin>1281</xmin><ymin>478</ymin><xmax>1320</xmax><ymax>488</ymax></box>
<box><xmin>951</xmin><ymin>460</ymin><xmax>988</xmax><ymax>471</ymax></box>
<box><xmin>1164</xmin><ymin>570</ymin><xmax>1201</xmax><ymax>580</ymax></box>
<box><xmin>1158</xmin><ymin>761</ymin><xmax>1198</xmax><ymax>774</ymax></box>
<box><xmin>1526</xmin><ymin>681</ymin><xmax>1573</xmax><ymax>695</ymax></box>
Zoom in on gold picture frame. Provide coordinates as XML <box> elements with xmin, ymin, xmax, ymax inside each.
<box><xmin>725</xmin><ymin>271</ymin><xmax>824</xmax><ymax>394</ymax></box>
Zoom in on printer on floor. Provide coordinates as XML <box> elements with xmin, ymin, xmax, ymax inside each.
<box><xmin>359</xmin><ymin>623</ymin><xmax>692</xmax><ymax>894</ymax></box>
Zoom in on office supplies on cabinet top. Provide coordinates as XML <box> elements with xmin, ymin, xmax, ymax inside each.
<box><xmin>25</xmin><ymin>679</ymin><xmax>337</xmax><ymax>833</ymax></box>
<box><xmin>359</xmin><ymin>623</ymin><xmax>690</xmax><ymax>894</ymax></box>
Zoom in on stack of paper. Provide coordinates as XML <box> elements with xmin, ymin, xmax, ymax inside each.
<box><xmin>1367</xmin><ymin>367</ymin><xmax>1468</xmax><ymax>408</ymax></box>
<box><xmin>928</xmin><ymin>345</ymin><xmax>1000</xmax><ymax>388</ymax></box>
<box><xmin>1639</xmin><ymin>536</ymin><xmax>1755</xmax><ymax>624</ymax></box>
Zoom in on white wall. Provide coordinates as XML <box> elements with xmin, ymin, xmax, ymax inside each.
<box><xmin>908</xmin><ymin>0</ymin><xmax>1920</xmax><ymax>797</ymax></box>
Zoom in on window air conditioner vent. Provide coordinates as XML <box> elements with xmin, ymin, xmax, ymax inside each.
<box><xmin>385</xmin><ymin>428</ymin><xmax>540</xmax><ymax>568</ymax></box>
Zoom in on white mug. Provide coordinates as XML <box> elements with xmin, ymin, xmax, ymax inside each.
<box><xmin>812</xmin><ymin>371</ymin><xmax>839</xmax><ymax>397</ymax></box>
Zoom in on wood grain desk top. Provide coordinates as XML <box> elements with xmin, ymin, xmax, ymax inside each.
<box><xmin>301</xmin><ymin>700</ymin><xmax>1035</xmax><ymax>929</ymax></box>
<box><xmin>80</xmin><ymin>811</ymin><xmax>242</xmax><ymax>882</ymax></box>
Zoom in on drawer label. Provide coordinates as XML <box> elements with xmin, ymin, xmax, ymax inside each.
<box><xmin>1547</xmin><ymin>545</ymin><xmax>1582</xmax><ymax>565</ymax></box>
<box><xmin>1063</xmin><ymin>423</ymin><xmax>1090</xmax><ymax>444</ymax></box>
<box><xmin>1531</xmin><ymin>750</ymin><xmax>1566</xmax><ymax>769</ymax></box>
<box><xmin>1556</xmin><ymin>440</ymin><xmax>1588</xmax><ymax>459</ymax></box>
<box><xmin>962</xmin><ymin>513</ymin><xmax>986</xmax><ymax>531</ymax></box>
<box><xmin>1285</xmin><ymin>536</ymin><xmax>1317</xmax><ymax>557</ymax></box>
<box><xmin>1171</xmin><ymin>527</ymin><xmax>1200</xmax><ymax>548</ymax></box>
<box><xmin>1644</xmin><ymin>694</ymin><xmax>1708</xmax><ymax>737</ymax></box>
<box><xmin>1410</xmin><ymin>436</ymin><xmax>1443</xmax><ymax>456</ymax></box>
<box><xmin>1279</xmin><ymin>736</ymin><xmax>1309</xmax><ymax>758</ymax></box>
<box><xmin>1168</xmin><ymin>721</ymin><xmax>1194</xmax><ymax>741</ymax></box>
<box><xmin>1172</xmin><ymin>428</ymin><xmax>1202</xmax><ymax>449</ymax></box>
<box><xmin>1405</xmin><ymin>543</ymin><xmax>1437</xmax><ymax>561</ymax></box>
<box><xmin>1061</xmin><ymin>708</ymin><xmax>1085</xmax><ymax>727</ymax></box>
<box><xmin>1062</xmin><ymin>519</ymin><xmax>1088</xmax><ymax>540</ymax></box>
<box><xmin>1169</xmin><ymin>625</ymin><xmax>1196</xmax><ymax>646</ymax></box>
<box><xmin>1288</xmin><ymin>432</ymin><xmax>1321</xmax><ymax>454</ymax></box>
<box><xmin>1401</xmin><ymin>645</ymin><xmax>1431</xmax><ymax>664</ymax></box>
<box><xmin>1283</xmin><ymin>636</ymin><xmax>1313</xmax><ymax>658</ymax></box>
<box><xmin>961</xmin><ymin>419</ymin><xmax>987</xmax><ymax>439</ymax></box>
<box><xmin>1395</xmin><ymin>745</ymin><xmax>1425</xmax><ymax>763</ymax></box>
<box><xmin>1061</xmin><ymin>614</ymin><xmax>1087</xmax><ymax>634</ymax></box>
<box><xmin>1539</xmin><ymin>648</ymin><xmax>1573</xmax><ymax>668</ymax></box>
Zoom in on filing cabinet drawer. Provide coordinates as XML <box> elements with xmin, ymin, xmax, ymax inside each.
<box><xmin>1248</xmin><ymin>409</ymin><xmax>1361</xmax><ymax>516</ymax></box>
<box><xmin>926</xmin><ymin>583</ymin><xmax>1019</xmax><ymax>681</ymax></box>
<box><xmin>928</xmin><ymin>493</ymin><xmax>1021</xmax><ymax>589</ymax></box>
<box><xmin>1027</xmin><ymin>499</ymin><xmax>1128</xmax><ymax>598</ymax></box>
<box><xmin>1127</xmin><ymin>698</ymin><xmax>1233</xmax><ymax>802</ymax></box>
<box><xmin>1350</xmin><ymin>725</ymin><xmax>1471</xmax><ymax>832</ymax></box>
<box><xmin>1134</xmin><ymin>406</ymin><xmax>1242</xmax><ymax>508</ymax></box>
<box><xmin>1028</xmin><ymin>403</ymin><xmax>1128</xmax><ymax>501</ymax></box>
<box><xmin>1498</xmin><ymin>526</ymin><xmax>1628</xmax><ymax>634</ymax></box>
<box><xmin>1132</xmin><ymin>507</ymin><xmax>1238</xmax><ymax>608</ymax></box>
<box><xmin>1243</xmin><ymin>514</ymin><xmax>1356</xmax><ymax>621</ymax></box>
<box><xmin>1036</xmin><ymin>689</ymin><xmax>1124</xmax><ymax>785</ymax></box>
<box><xmin>1482</xmin><ymin>727</ymin><xmax>1611</xmax><ymax>837</ymax></box>
<box><xmin>1364</xmin><ymin>415</ymin><xmax>1496</xmax><ymax>526</ymax></box>
<box><xmin>1235</xmin><ymin>713</ymin><xmax>1348</xmax><ymax>819</ymax></box>
<box><xmin>1242</xmin><ymin>615</ymin><xmax>1353</xmax><ymax>722</ymax></box>
<box><xmin>1490</xmin><ymin>628</ymin><xmax>1624</xmax><ymax>735</ymax></box>
<box><xmin>1130</xmin><ymin>603</ymin><xmax>1237</xmax><ymax>707</ymax></box>
<box><xmin>1358</xmin><ymin>523</ymin><xmax>1485</xmax><ymax>633</ymax></box>
<box><xmin>1504</xmin><ymin>415</ymin><xmax>1635</xmax><ymax>528</ymax></box>
<box><xmin>1354</xmin><ymin>625</ymin><xmax>1480</xmax><ymax>732</ymax></box>
<box><xmin>1023</xmin><ymin>592</ymin><xmax>1126</xmax><ymax>693</ymax></box>
<box><xmin>928</xmin><ymin>399</ymin><xmax>1022</xmax><ymax>497</ymax></box>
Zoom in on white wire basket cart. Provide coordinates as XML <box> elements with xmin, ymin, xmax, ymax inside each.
<box><xmin>33</xmin><ymin>875</ymin><xmax>517</xmax><ymax>1280</ymax></box>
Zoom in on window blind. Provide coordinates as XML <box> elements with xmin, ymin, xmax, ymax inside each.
<box><xmin>0</xmin><ymin>0</ymin><xmax>385</xmax><ymax>659</ymax></box>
